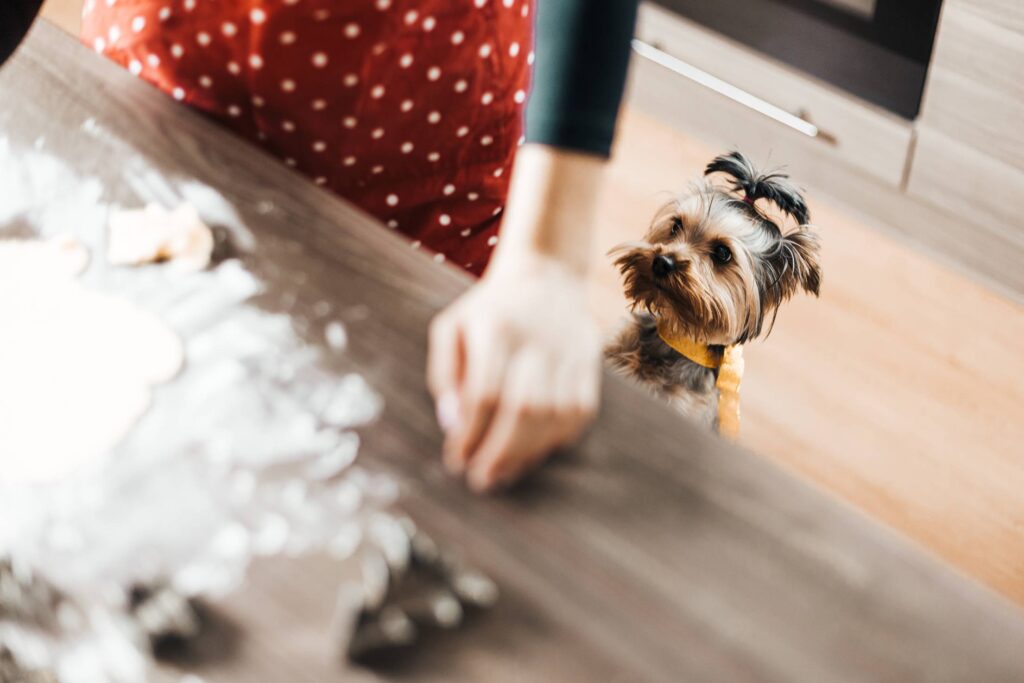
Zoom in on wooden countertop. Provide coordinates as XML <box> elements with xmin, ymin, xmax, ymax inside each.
<box><xmin>3</xmin><ymin>21</ymin><xmax>1023</xmax><ymax>682</ymax></box>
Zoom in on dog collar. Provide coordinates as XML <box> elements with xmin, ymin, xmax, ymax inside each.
<box><xmin>656</xmin><ymin>325</ymin><xmax>724</xmax><ymax>369</ymax></box>
<box><xmin>656</xmin><ymin>320</ymin><xmax>744</xmax><ymax>440</ymax></box>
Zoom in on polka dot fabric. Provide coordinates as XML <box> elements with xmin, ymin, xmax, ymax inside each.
<box><xmin>81</xmin><ymin>0</ymin><xmax>535</xmax><ymax>275</ymax></box>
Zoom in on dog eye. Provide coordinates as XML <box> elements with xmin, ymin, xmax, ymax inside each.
<box><xmin>669</xmin><ymin>217</ymin><xmax>684</xmax><ymax>237</ymax></box>
<box><xmin>711</xmin><ymin>243</ymin><xmax>732</xmax><ymax>264</ymax></box>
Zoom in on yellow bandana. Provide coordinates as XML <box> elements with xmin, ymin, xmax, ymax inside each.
<box><xmin>656</xmin><ymin>321</ymin><xmax>744</xmax><ymax>440</ymax></box>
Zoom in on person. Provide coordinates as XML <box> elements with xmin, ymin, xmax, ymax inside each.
<box><xmin>0</xmin><ymin>0</ymin><xmax>638</xmax><ymax>492</ymax></box>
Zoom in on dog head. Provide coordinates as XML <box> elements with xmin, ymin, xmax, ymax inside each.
<box><xmin>611</xmin><ymin>151</ymin><xmax>821</xmax><ymax>345</ymax></box>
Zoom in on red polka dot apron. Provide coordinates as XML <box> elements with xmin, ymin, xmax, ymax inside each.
<box><xmin>81</xmin><ymin>0</ymin><xmax>534</xmax><ymax>275</ymax></box>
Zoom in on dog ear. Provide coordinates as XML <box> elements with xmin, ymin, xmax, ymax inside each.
<box><xmin>779</xmin><ymin>226</ymin><xmax>822</xmax><ymax>297</ymax></box>
<box><xmin>705</xmin><ymin>151</ymin><xmax>810</xmax><ymax>226</ymax></box>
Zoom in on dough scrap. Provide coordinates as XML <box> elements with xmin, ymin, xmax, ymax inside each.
<box><xmin>108</xmin><ymin>203</ymin><xmax>214</xmax><ymax>270</ymax></box>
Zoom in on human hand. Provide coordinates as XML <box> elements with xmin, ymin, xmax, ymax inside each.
<box><xmin>427</xmin><ymin>254</ymin><xmax>601</xmax><ymax>492</ymax></box>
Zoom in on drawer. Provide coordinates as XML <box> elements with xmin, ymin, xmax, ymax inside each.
<box><xmin>633</xmin><ymin>2</ymin><xmax>914</xmax><ymax>187</ymax></box>
<box><xmin>907</xmin><ymin>125</ymin><xmax>1024</xmax><ymax>244</ymax></box>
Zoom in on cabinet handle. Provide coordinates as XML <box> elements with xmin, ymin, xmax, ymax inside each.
<box><xmin>631</xmin><ymin>39</ymin><xmax>833</xmax><ymax>143</ymax></box>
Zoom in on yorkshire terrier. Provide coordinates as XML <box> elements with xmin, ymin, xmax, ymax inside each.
<box><xmin>606</xmin><ymin>151</ymin><xmax>822</xmax><ymax>433</ymax></box>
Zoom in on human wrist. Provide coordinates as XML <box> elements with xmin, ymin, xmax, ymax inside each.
<box><xmin>490</xmin><ymin>144</ymin><xmax>604</xmax><ymax>277</ymax></box>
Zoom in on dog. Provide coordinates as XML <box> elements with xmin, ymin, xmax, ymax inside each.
<box><xmin>605</xmin><ymin>151</ymin><xmax>822</xmax><ymax>435</ymax></box>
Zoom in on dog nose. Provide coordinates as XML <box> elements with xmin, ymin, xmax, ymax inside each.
<box><xmin>651</xmin><ymin>254</ymin><xmax>676</xmax><ymax>278</ymax></box>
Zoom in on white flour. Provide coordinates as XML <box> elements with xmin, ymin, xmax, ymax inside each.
<box><xmin>0</xmin><ymin>135</ymin><xmax>394</xmax><ymax>682</ymax></box>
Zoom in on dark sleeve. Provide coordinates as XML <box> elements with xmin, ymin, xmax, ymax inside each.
<box><xmin>524</xmin><ymin>0</ymin><xmax>639</xmax><ymax>158</ymax></box>
<box><xmin>0</xmin><ymin>0</ymin><xmax>44</xmax><ymax>66</ymax></box>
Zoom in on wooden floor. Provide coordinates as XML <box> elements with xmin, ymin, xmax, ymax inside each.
<box><xmin>39</xmin><ymin>2</ymin><xmax>1024</xmax><ymax>606</ymax></box>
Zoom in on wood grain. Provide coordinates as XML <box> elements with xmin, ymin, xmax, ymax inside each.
<box><xmin>919</xmin><ymin>0</ymin><xmax>1024</xmax><ymax>170</ymax></box>
<box><xmin>4</xmin><ymin>22</ymin><xmax>1024</xmax><ymax>682</ymax></box>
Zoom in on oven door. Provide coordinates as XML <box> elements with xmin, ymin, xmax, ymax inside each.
<box><xmin>652</xmin><ymin>0</ymin><xmax>944</xmax><ymax>120</ymax></box>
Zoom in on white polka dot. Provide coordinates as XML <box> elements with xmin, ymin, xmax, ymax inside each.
<box><xmin>343</xmin><ymin>156</ymin><xmax>357</xmax><ymax>166</ymax></box>
<box><xmin>456</xmin><ymin>126</ymin><xmax>470</xmax><ymax>137</ymax></box>
<box><xmin>227</xmin><ymin>61</ymin><xmax>241</xmax><ymax>74</ymax></box>
<box><xmin>312</xmin><ymin>52</ymin><xmax>329</xmax><ymax>67</ymax></box>
<box><xmin>84</xmin><ymin>0</ymin><xmax>95</xmax><ymax>14</ymax></box>
<box><xmin>252</xmin><ymin>95</ymin><xmax>265</xmax><ymax>107</ymax></box>
<box><xmin>493</xmin><ymin>167</ymin><xmax>504</xmax><ymax>177</ymax></box>
<box><xmin>372</xmin><ymin>42</ymin><xmax>386</xmax><ymax>55</ymax></box>
<box><xmin>93</xmin><ymin>37</ymin><xmax>106</xmax><ymax>53</ymax></box>
<box><xmin>222</xmin><ymin>22</ymin><xmax>237</xmax><ymax>37</ymax></box>
<box><xmin>284</xmin><ymin>0</ymin><xmax>299</xmax><ymax>5</ymax></box>
<box><xmin>170</xmin><ymin>44</ymin><xmax>184</xmax><ymax>58</ymax></box>
<box><xmin>401</xmin><ymin>141</ymin><xmax>414</xmax><ymax>153</ymax></box>
<box><xmin>427</xmin><ymin>111</ymin><xmax>441</xmax><ymax>124</ymax></box>
<box><xmin>282</xmin><ymin>120</ymin><xmax>296</xmax><ymax>132</ymax></box>
<box><xmin>492</xmin><ymin>207</ymin><xmax>503</xmax><ymax>216</ymax></box>
<box><xmin>481</xmin><ymin>92</ymin><xmax>494</xmax><ymax>105</ymax></box>
<box><xmin>147</xmin><ymin>54</ymin><xmax>160</xmax><ymax>67</ymax></box>
<box><xmin>279</xmin><ymin>31</ymin><xmax>296</xmax><ymax>45</ymax></box>
<box><xmin>422</xmin><ymin>16</ymin><xmax>436</xmax><ymax>31</ymax></box>
<box><xmin>131</xmin><ymin>16</ymin><xmax>146</xmax><ymax>32</ymax></box>
<box><xmin>183</xmin><ymin>0</ymin><xmax>195</xmax><ymax>10</ymax></box>
<box><xmin>343</xmin><ymin>116</ymin><xmax>357</xmax><ymax>128</ymax></box>
<box><xmin>285</xmin><ymin>158</ymin><xmax>297</xmax><ymax>167</ymax></box>
<box><xmin>443</xmin><ymin>184</ymin><xmax>456</xmax><ymax>195</ymax></box>
<box><xmin>514</xmin><ymin>89</ymin><xmax>526</xmax><ymax>104</ymax></box>
<box><xmin>386</xmin><ymin>194</ymin><xmax>399</xmax><ymax>206</ymax></box>
<box><xmin>345</xmin><ymin>23</ymin><xmax>361</xmax><ymax>38</ymax></box>
<box><xmin>249</xmin><ymin>54</ymin><xmax>264</xmax><ymax>69</ymax></box>
<box><xmin>522</xmin><ymin>4</ymin><xmax>529</xmax><ymax>17</ymax></box>
<box><xmin>399</xmin><ymin>54</ymin><xmax>413</xmax><ymax>68</ymax></box>
<box><xmin>479</xmin><ymin>43</ymin><xmax>492</xmax><ymax>58</ymax></box>
<box><xmin>527</xmin><ymin>51</ymin><xmax>535</xmax><ymax>65</ymax></box>
<box><xmin>439</xmin><ymin>214</ymin><xmax>451</xmax><ymax>226</ymax></box>
<box><xmin>313</xmin><ymin>141</ymin><xmax>327</xmax><ymax>152</ymax></box>
<box><xmin>468</xmin><ymin>192</ymin><xmax>479</xmax><ymax>200</ymax></box>
<box><xmin>427</xmin><ymin>151</ymin><xmax>440</xmax><ymax>162</ymax></box>
<box><xmin>474</xmin><ymin>0</ymin><xmax>486</xmax><ymax>7</ymax></box>
<box><xmin>313</xmin><ymin>9</ymin><xmax>330</xmax><ymax>20</ymax></box>
<box><xmin>451</xmin><ymin>31</ymin><xmax>465</xmax><ymax>45</ymax></box>
<box><xmin>281</xmin><ymin>79</ymin><xmax>296</xmax><ymax>92</ymax></box>
<box><xmin>158</xmin><ymin>7</ymin><xmax>171</xmax><ymax>21</ymax></box>
<box><xmin>227</xmin><ymin>105</ymin><xmax>242</xmax><ymax>117</ymax></box>
<box><xmin>250</xmin><ymin>8</ymin><xmax>266</xmax><ymax>24</ymax></box>
<box><xmin>310</xmin><ymin>99</ymin><xmax>326</xmax><ymax>111</ymax></box>
<box><xmin>509</xmin><ymin>41</ymin><xmax>520</xmax><ymax>57</ymax></box>
<box><xmin>376</xmin><ymin>0</ymin><xmax>391</xmax><ymax>8</ymax></box>
<box><xmin>480</xmin><ymin>135</ymin><xmax>493</xmax><ymax>146</ymax></box>
<box><xmin>371</xmin><ymin>127</ymin><xmax>385</xmax><ymax>139</ymax></box>
<box><xmin>128</xmin><ymin>59</ymin><xmax>142</xmax><ymax>75</ymax></box>
<box><xmin>434</xmin><ymin>253</ymin><xmax>446</xmax><ymax>263</ymax></box>
<box><xmin>487</xmin><ymin>235</ymin><xmax>499</xmax><ymax>246</ymax></box>
<box><xmin>371</xmin><ymin>84</ymin><xmax>385</xmax><ymax>98</ymax></box>
<box><xmin>343</xmin><ymin>73</ymin><xmax>358</xmax><ymax>87</ymax></box>
<box><xmin>199</xmin><ymin>74</ymin><xmax>213</xmax><ymax>88</ymax></box>
<box><xmin>404</xmin><ymin>10</ymin><xmax>418</xmax><ymax>24</ymax></box>
<box><xmin>427</xmin><ymin>66</ymin><xmax>441</xmax><ymax>81</ymax></box>
<box><xmin>504</xmin><ymin>0</ymin><xmax>514</xmax><ymax>7</ymax></box>
<box><xmin>454</xmin><ymin>79</ymin><xmax>468</xmax><ymax>93</ymax></box>
<box><xmin>107</xmin><ymin>25</ymin><xmax>121</xmax><ymax>44</ymax></box>
<box><xmin>315</xmin><ymin>177</ymin><xmax>327</xmax><ymax>185</ymax></box>
<box><xmin>172</xmin><ymin>87</ymin><xmax>185</xmax><ymax>100</ymax></box>
<box><xmin>460</xmin><ymin>228</ymin><xmax>471</xmax><ymax>237</ymax></box>
<box><xmin>372</xmin><ymin>165</ymin><xmax>384</xmax><ymax>174</ymax></box>
<box><xmin>197</xmin><ymin>31</ymin><xmax>211</xmax><ymax>46</ymax></box>
<box><xmin>400</xmin><ymin>99</ymin><xmax>414</xmax><ymax>112</ymax></box>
